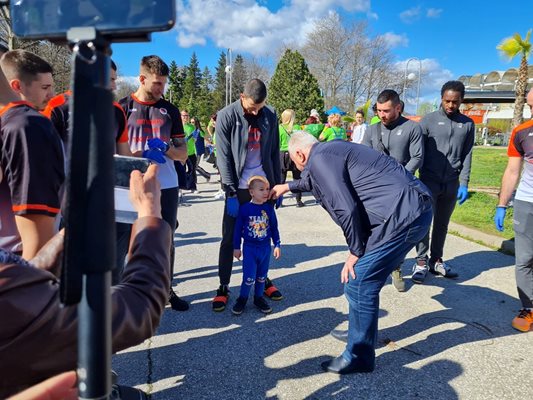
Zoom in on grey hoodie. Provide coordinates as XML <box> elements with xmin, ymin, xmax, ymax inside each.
<box><xmin>419</xmin><ymin>108</ymin><xmax>475</xmax><ymax>186</ymax></box>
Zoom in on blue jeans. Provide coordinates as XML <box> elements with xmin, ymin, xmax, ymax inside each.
<box><xmin>342</xmin><ymin>207</ymin><xmax>432</xmax><ymax>368</ymax></box>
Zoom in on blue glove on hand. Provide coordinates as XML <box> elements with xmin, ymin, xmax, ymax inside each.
<box><xmin>226</xmin><ymin>196</ymin><xmax>240</xmax><ymax>218</ymax></box>
<box><xmin>457</xmin><ymin>185</ymin><xmax>468</xmax><ymax>205</ymax></box>
<box><xmin>147</xmin><ymin>137</ymin><xmax>170</xmax><ymax>153</ymax></box>
<box><xmin>275</xmin><ymin>195</ymin><xmax>283</xmax><ymax>209</ymax></box>
<box><xmin>142</xmin><ymin>148</ymin><xmax>166</xmax><ymax>164</ymax></box>
<box><xmin>494</xmin><ymin>207</ymin><xmax>507</xmax><ymax>232</ymax></box>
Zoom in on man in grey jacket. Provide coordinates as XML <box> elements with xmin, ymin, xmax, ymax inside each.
<box><xmin>212</xmin><ymin>78</ymin><xmax>282</xmax><ymax>312</ymax></box>
<box><xmin>412</xmin><ymin>80</ymin><xmax>475</xmax><ymax>284</ymax></box>
<box><xmin>363</xmin><ymin>89</ymin><xmax>424</xmax><ymax>291</ymax></box>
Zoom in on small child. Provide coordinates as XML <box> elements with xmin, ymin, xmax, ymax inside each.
<box><xmin>232</xmin><ymin>176</ymin><xmax>281</xmax><ymax>315</ymax></box>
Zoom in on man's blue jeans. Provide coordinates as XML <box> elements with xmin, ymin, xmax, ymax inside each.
<box><xmin>342</xmin><ymin>206</ymin><xmax>432</xmax><ymax>369</ymax></box>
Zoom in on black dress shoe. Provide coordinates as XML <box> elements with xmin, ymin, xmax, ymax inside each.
<box><xmin>330</xmin><ymin>329</ymin><xmax>348</xmax><ymax>343</ymax></box>
<box><xmin>321</xmin><ymin>356</ymin><xmax>374</xmax><ymax>374</ymax></box>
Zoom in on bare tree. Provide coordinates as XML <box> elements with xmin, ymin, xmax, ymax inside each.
<box><xmin>301</xmin><ymin>13</ymin><xmax>351</xmax><ymax>110</ymax></box>
<box><xmin>301</xmin><ymin>15</ymin><xmax>413</xmax><ymax>113</ymax></box>
<box><xmin>115</xmin><ymin>77</ymin><xmax>138</xmax><ymax>101</ymax></box>
<box><xmin>243</xmin><ymin>55</ymin><xmax>272</xmax><ymax>84</ymax></box>
<box><xmin>0</xmin><ymin>5</ymin><xmax>72</xmax><ymax>93</ymax></box>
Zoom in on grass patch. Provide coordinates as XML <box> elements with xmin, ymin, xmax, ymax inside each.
<box><xmin>451</xmin><ymin>191</ymin><xmax>514</xmax><ymax>239</ymax></box>
<box><xmin>469</xmin><ymin>146</ymin><xmax>508</xmax><ymax>188</ymax></box>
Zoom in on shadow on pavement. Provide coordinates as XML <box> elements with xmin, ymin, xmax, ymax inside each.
<box><xmin>113</xmin><ymin>247</ymin><xmax>515</xmax><ymax>399</ymax></box>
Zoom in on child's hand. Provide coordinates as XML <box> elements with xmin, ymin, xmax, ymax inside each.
<box><xmin>233</xmin><ymin>249</ymin><xmax>242</xmax><ymax>260</ymax></box>
<box><xmin>273</xmin><ymin>246</ymin><xmax>281</xmax><ymax>259</ymax></box>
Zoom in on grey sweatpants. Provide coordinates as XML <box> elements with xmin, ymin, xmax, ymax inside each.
<box><xmin>416</xmin><ymin>179</ymin><xmax>459</xmax><ymax>263</ymax></box>
<box><xmin>514</xmin><ymin>199</ymin><xmax>533</xmax><ymax>308</ymax></box>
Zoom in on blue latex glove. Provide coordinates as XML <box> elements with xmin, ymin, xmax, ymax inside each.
<box><xmin>275</xmin><ymin>195</ymin><xmax>283</xmax><ymax>209</ymax></box>
<box><xmin>147</xmin><ymin>137</ymin><xmax>170</xmax><ymax>153</ymax></box>
<box><xmin>142</xmin><ymin>148</ymin><xmax>166</xmax><ymax>164</ymax></box>
<box><xmin>494</xmin><ymin>207</ymin><xmax>507</xmax><ymax>232</ymax></box>
<box><xmin>226</xmin><ymin>196</ymin><xmax>240</xmax><ymax>217</ymax></box>
<box><xmin>457</xmin><ymin>185</ymin><xmax>468</xmax><ymax>205</ymax></box>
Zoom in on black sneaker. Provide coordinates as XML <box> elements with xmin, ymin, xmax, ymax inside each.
<box><xmin>254</xmin><ymin>296</ymin><xmax>272</xmax><ymax>314</ymax></box>
<box><xmin>264</xmin><ymin>278</ymin><xmax>283</xmax><ymax>300</ymax></box>
<box><xmin>212</xmin><ymin>285</ymin><xmax>229</xmax><ymax>312</ymax></box>
<box><xmin>169</xmin><ymin>290</ymin><xmax>189</xmax><ymax>311</ymax></box>
<box><xmin>232</xmin><ymin>296</ymin><xmax>247</xmax><ymax>315</ymax></box>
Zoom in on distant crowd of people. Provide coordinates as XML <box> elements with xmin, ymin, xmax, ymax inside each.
<box><xmin>0</xmin><ymin>45</ymin><xmax>531</xmax><ymax>398</ymax></box>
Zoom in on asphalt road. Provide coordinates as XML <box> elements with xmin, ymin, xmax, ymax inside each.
<box><xmin>113</xmin><ymin>167</ymin><xmax>533</xmax><ymax>400</ymax></box>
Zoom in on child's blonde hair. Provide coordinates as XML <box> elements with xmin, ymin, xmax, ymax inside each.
<box><xmin>247</xmin><ymin>175</ymin><xmax>269</xmax><ymax>189</ymax></box>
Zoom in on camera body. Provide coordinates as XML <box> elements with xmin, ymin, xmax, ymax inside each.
<box><xmin>10</xmin><ymin>0</ymin><xmax>176</xmax><ymax>42</ymax></box>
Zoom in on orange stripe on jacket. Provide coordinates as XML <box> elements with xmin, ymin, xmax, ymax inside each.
<box><xmin>12</xmin><ymin>204</ymin><xmax>61</xmax><ymax>214</ymax></box>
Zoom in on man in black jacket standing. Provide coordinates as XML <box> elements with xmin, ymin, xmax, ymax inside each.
<box><xmin>271</xmin><ymin>132</ymin><xmax>432</xmax><ymax>374</ymax></box>
<box><xmin>212</xmin><ymin>78</ymin><xmax>282</xmax><ymax>312</ymax></box>
<box><xmin>411</xmin><ymin>81</ymin><xmax>475</xmax><ymax>284</ymax></box>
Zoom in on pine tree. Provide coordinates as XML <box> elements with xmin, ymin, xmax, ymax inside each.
<box><xmin>168</xmin><ymin>60</ymin><xmax>185</xmax><ymax>107</ymax></box>
<box><xmin>180</xmin><ymin>52</ymin><xmax>202</xmax><ymax>114</ymax></box>
<box><xmin>195</xmin><ymin>66</ymin><xmax>215</xmax><ymax>124</ymax></box>
<box><xmin>268</xmin><ymin>49</ymin><xmax>324</xmax><ymax>123</ymax></box>
<box><xmin>230</xmin><ymin>54</ymin><xmax>247</xmax><ymax>102</ymax></box>
<box><xmin>212</xmin><ymin>51</ymin><xmax>227</xmax><ymax>112</ymax></box>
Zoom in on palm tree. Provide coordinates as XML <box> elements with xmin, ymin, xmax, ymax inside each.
<box><xmin>497</xmin><ymin>30</ymin><xmax>532</xmax><ymax>128</ymax></box>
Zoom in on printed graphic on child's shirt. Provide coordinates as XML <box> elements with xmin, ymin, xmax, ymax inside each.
<box><xmin>247</xmin><ymin>210</ymin><xmax>269</xmax><ymax>239</ymax></box>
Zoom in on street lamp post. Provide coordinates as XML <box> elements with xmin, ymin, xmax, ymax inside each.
<box><xmin>225</xmin><ymin>48</ymin><xmax>233</xmax><ymax>106</ymax></box>
<box><xmin>403</xmin><ymin>57</ymin><xmax>422</xmax><ymax>115</ymax></box>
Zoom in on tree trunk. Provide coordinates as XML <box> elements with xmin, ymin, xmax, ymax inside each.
<box><xmin>513</xmin><ymin>55</ymin><xmax>528</xmax><ymax>128</ymax></box>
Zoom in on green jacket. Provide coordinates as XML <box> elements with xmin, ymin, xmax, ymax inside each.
<box><xmin>303</xmin><ymin>123</ymin><xmax>324</xmax><ymax>138</ymax></box>
<box><xmin>321</xmin><ymin>126</ymin><xmax>346</xmax><ymax>141</ymax></box>
<box><xmin>279</xmin><ymin>123</ymin><xmax>301</xmax><ymax>151</ymax></box>
<box><xmin>183</xmin><ymin>123</ymin><xmax>196</xmax><ymax>156</ymax></box>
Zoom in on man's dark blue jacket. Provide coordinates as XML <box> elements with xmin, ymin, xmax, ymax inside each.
<box><xmin>288</xmin><ymin>141</ymin><xmax>432</xmax><ymax>257</ymax></box>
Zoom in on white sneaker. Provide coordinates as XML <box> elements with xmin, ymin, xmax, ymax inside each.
<box><xmin>430</xmin><ymin>259</ymin><xmax>458</xmax><ymax>278</ymax></box>
<box><xmin>411</xmin><ymin>262</ymin><xmax>428</xmax><ymax>284</ymax></box>
<box><xmin>213</xmin><ymin>190</ymin><xmax>225</xmax><ymax>200</ymax></box>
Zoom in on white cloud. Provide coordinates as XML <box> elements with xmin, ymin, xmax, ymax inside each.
<box><xmin>426</xmin><ymin>8</ymin><xmax>443</xmax><ymax>18</ymax></box>
<box><xmin>367</xmin><ymin>11</ymin><xmax>379</xmax><ymax>20</ymax></box>
<box><xmin>399</xmin><ymin>6</ymin><xmax>421</xmax><ymax>23</ymax></box>
<box><xmin>175</xmin><ymin>0</ymin><xmax>370</xmax><ymax>55</ymax></box>
<box><xmin>380</xmin><ymin>32</ymin><xmax>409</xmax><ymax>48</ymax></box>
<box><xmin>395</xmin><ymin>58</ymin><xmax>454</xmax><ymax>113</ymax></box>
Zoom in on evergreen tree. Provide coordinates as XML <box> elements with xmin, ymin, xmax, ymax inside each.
<box><xmin>180</xmin><ymin>52</ymin><xmax>202</xmax><ymax>114</ymax></box>
<box><xmin>196</xmin><ymin>66</ymin><xmax>215</xmax><ymax>124</ymax></box>
<box><xmin>168</xmin><ymin>60</ymin><xmax>185</xmax><ymax>107</ymax></box>
<box><xmin>268</xmin><ymin>49</ymin><xmax>324</xmax><ymax>123</ymax></box>
<box><xmin>230</xmin><ymin>54</ymin><xmax>247</xmax><ymax>102</ymax></box>
<box><xmin>212</xmin><ymin>51</ymin><xmax>227</xmax><ymax>112</ymax></box>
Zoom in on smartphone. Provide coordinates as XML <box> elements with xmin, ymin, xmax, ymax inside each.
<box><xmin>114</xmin><ymin>155</ymin><xmax>150</xmax><ymax>188</ymax></box>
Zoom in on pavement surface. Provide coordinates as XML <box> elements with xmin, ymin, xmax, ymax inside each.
<box><xmin>113</xmin><ymin>166</ymin><xmax>533</xmax><ymax>400</ymax></box>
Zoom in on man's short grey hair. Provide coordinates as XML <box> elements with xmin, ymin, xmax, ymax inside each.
<box><xmin>288</xmin><ymin>131</ymin><xmax>318</xmax><ymax>156</ymax></box>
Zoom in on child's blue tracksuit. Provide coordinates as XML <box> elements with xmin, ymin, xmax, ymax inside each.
<box><xmin>233</xmin><ymin>202</ymin><xmax>280</xmax><ymax>299</ymax></box>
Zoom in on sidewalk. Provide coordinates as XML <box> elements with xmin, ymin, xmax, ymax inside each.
<box><xmin>113</xmin><ymin>179</ymin><xmax>532</xmax><ymax>400</ymax></box>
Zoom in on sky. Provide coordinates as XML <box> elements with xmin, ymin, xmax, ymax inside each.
<box><xmin>112</xmin><ymin>0</ymin><xmax>533</xmax><ymax>112</ymax></box>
